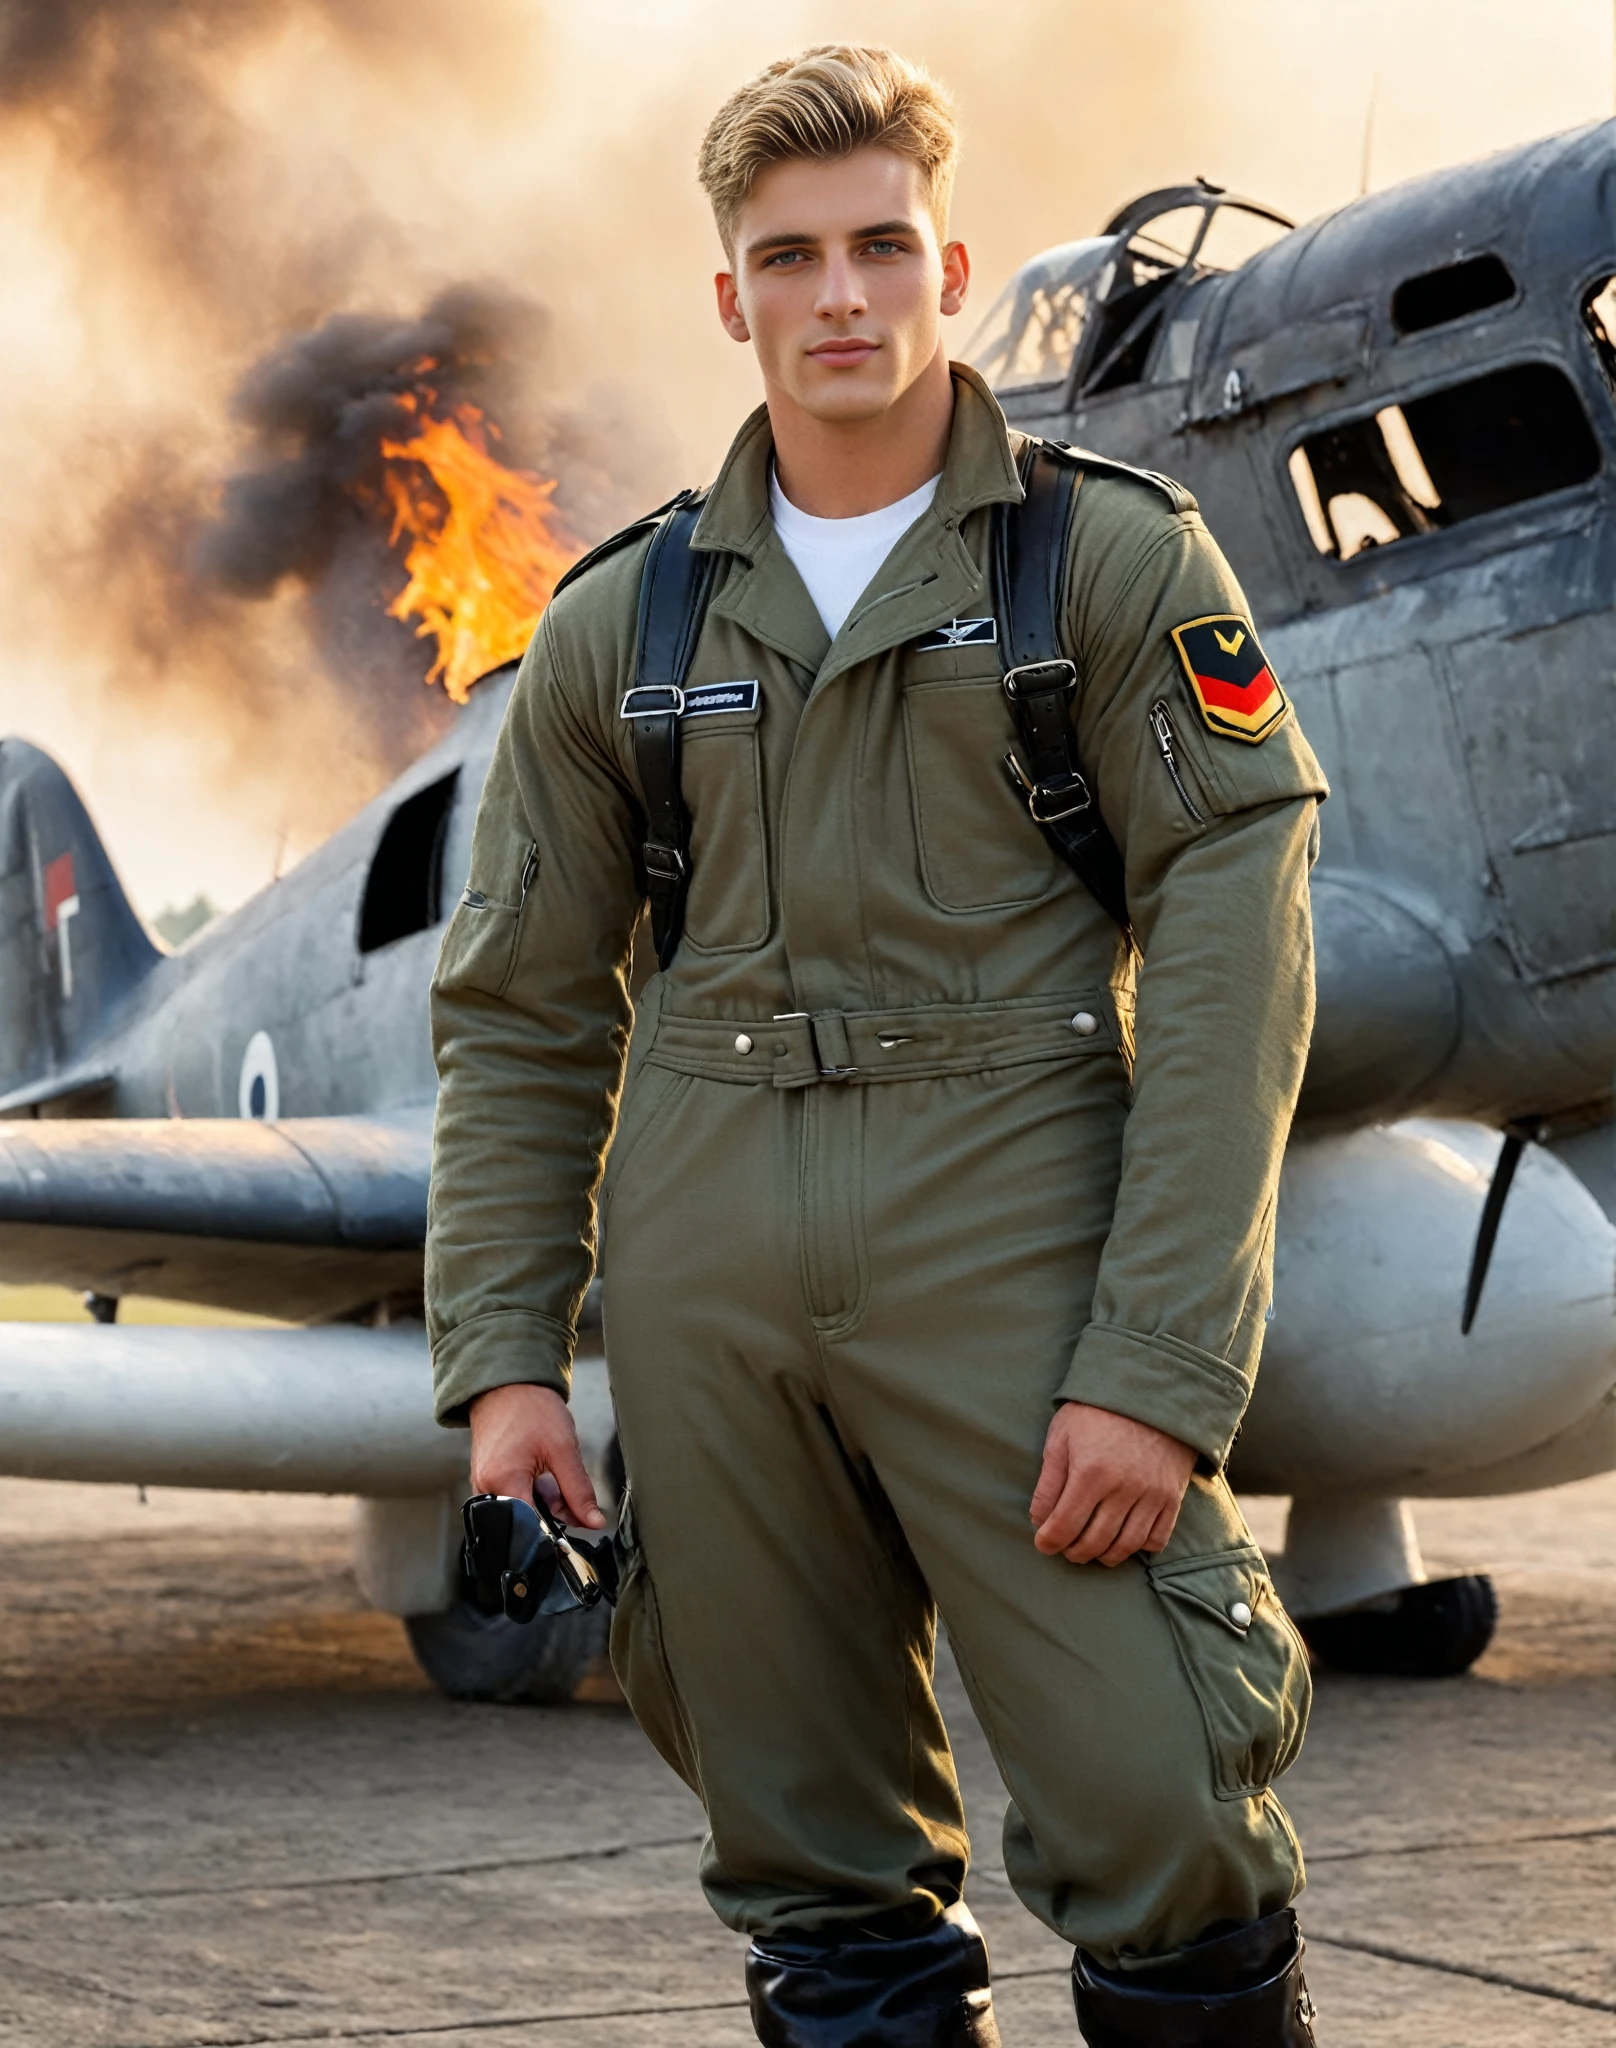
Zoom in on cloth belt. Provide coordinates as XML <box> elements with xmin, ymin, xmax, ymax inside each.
<box><xmin>643</xmin><ymin>993</ymin><xmax>1127</xmax><ymax>1089</ymax></box>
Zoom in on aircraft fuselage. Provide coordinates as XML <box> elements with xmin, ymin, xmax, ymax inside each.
<box><xmin>998</xmin><ymin>124</ymin><xmax>1616</xmax><ymax>1141</ymax></box>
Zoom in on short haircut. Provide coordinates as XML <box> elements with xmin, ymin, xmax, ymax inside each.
<box><xmin>697</xmin><ymin>45</ymin><xmax>958</xmax><ymax>257</ymax></box>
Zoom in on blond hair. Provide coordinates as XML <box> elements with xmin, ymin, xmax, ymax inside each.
<box><xmin>697</xmin><ymin>46</ymin><xmax>958</xmax><ymax>257</ymax></box>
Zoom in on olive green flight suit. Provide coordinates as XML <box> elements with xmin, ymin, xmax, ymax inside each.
<box><xmin>426</xmin><ymin>365</ymin><xmax>1327</xmax><ymax>1967</ymax></box>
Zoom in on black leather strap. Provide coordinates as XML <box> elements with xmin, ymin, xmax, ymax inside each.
<box><xmin>622</xmin><ymin>491</ymin><xmax>714</xmax><ymax>969</ymax></box>
<box><xmin>613</xmin><ymin>444</ymin><xmax>1133</xmax><ymax>973</ymax></box>
<box><xmin>994</xmin><ymin>448</ymin><xmax>1132</xmax><ymax>937</ymax></box>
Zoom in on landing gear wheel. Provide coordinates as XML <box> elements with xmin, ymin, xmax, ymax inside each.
<box><xmin>1298</xmin><ymin>1573</ymin><xmax>1498</xmax><ymax>1678</ymax></box>
<box><xmin>405</xmin><ymin>1595</ymin><xmax>611</xmax><ymax>1704</ymax></box>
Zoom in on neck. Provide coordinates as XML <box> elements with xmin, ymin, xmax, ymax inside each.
<box><xmin>767</xmin><ymin>346</ymin><xmax>955</xmax><ymax>518</ymax></box>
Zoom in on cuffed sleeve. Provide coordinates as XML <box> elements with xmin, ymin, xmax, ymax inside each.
<box><xmin>1058</xmin><ymin>1323</ymin><xmax>1256</xmax><ymax>1470</ymax></box>
<box><xmin>431</xmin><ymin>1308</ymin><xmax>575</xmax><ymax>1427</ymax></box>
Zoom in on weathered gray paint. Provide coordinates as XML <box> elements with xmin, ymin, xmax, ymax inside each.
<box><xmin>93</xmin><ymin>682</ymin><xmax>506</xmax><ymax>1125</ymax></box>
<box><xmin>1000</xmin><ymin>121</ymin><xmax>1616</xmax><ymax>1136</ymax></box>
<box><xmin>0</xmin><ymin>681</ymin><xmax>511</xmax><ymax>1317</ymax></box>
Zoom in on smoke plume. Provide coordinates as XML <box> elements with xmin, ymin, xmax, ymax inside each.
<box><xmin>0</xmin><ymin>0</ymin><xmax>656</xmax><ymax>902</ymax></box>
<box><xmin>0</xmin><ymin>0</ymin><xmax>1606</xmax><ymax>916</ymax></box>
<box><xmin>197</xmin><ymin>286</ymin><xmax>592</xmax><ymax>746</ymax></box>
<box><xmin>201</xmin><ymin>289</ymin><xmax>545</xmax><ymax>599</ymax></box>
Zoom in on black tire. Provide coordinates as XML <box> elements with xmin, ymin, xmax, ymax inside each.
<box><xmin>1298</xmin><ymin>1573</ymin><xmax>1498</xmax><ymax>1678</ymax></box>
<box><xmin>405</xmin><ymin>1596</ymin><xmax>611</xmax><ymax>1704</ymax></box>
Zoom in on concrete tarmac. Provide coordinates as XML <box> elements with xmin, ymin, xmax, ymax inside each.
<box><xmin>0</xmin><ymin>1472</ymin><xmax>1612</xmax><ymax>2047</ymax></box>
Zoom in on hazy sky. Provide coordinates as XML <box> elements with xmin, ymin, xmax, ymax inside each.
<box><xmin>0</xmin><ymin>0</ymin><xmax>1610</xmax><ymax>917</ymax></box>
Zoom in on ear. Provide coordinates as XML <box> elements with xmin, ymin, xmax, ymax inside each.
<box><xmin>714</xmin><ymin>270</ymin><xmax>752</xmax><ymax>344</ymax></box>
<box><xmin>939</xmin><ymin>239</ymin><xmax>970</xmax><ymax>319</ymax></box>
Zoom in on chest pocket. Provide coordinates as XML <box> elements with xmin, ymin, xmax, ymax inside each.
<box><xmin>680</xmin><ymin>700</ymin><xmax>770</xmax><ymax>953</ymax></box>
<box><xmin>903</xmin><ymin>670</ymin><xmax>1065</xmax><ymax>913</ymax></box>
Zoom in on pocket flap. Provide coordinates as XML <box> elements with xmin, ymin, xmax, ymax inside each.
<box><xmin>1148</xmin><ymin>1544</ymin><xmax>1270</xmax><ymax>1634</ymax></box>
<box><xmin>1146</xmin><ymin>1544</ymin><xmax>1311</xmax><ymax>1800</ymax></box>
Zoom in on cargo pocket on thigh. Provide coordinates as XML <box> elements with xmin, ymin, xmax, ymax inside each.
<box><xmin>1146</xmin><ymin>1544</ymin><xmax>1311</xmax><ymax>1801</ymax></box>
<box><xmin>610</xmin><ymin>1487</ymin><xmax>702</xmax><ymax>1793</ymax></box>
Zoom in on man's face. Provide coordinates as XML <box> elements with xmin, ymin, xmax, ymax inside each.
<box><xmin>716</xmin><ymin>146</ymin><xmax>969</xmax><ymax>423</ymax></box>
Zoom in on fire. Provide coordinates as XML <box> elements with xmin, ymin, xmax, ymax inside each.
<box><xmin>378</xmin><ymin>393</ymin><xmax>580</xmax><ymax>702</ymax></box>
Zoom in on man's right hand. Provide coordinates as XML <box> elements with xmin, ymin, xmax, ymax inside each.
<box><xmin>467</xmin><ymin>1383</ymin><xmax>607</xmax><ymax>1530</ymax></box>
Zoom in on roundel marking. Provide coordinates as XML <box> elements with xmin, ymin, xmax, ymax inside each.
<box><xmin>238</xmin><ymin>1031</ymin><xmax>280</xmax><ymax>1121</ymax></box>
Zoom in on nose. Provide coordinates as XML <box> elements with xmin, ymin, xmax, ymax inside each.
<box><xmin>815</xmin><ymin>248</ymin><xmax>867</xmax><ymax>324</ymax></box>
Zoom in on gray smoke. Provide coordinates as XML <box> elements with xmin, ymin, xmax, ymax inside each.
<box><xmin>189</xmin><ymin>283</ymin><xmax>620</xmax><ymax>744</ymax></box>
<box><xmin>0</xmin><ymin>0</ymin><xmax>647</xmax><ymax>811</ymax></box>
<box><xmin>197</xmin><ymin>287</ymin><xmax>549</xmax><ymax>598</ymax></box>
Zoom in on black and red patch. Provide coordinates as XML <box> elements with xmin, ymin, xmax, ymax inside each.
<box><xmin>1170</xmin><ymin>614</ymin><xmax>1288</xmax><ymax>744</ymax></box>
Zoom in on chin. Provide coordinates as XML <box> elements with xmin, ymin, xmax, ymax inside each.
<box><xmin>792</xmin><ymin>377</ymin><xmax>901</xmax><ymax>425</ymax></box>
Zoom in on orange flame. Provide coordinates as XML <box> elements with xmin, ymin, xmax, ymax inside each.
<box><xmin>378</xmin><ymin>395</ymin><xmax>580</xmax><ymax>702</ymax></box>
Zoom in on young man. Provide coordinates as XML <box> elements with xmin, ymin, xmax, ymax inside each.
<box><xmin>427</xmin><ymin>45</ymin><xmax>1326</xmax><ymax>2048</ymax></box>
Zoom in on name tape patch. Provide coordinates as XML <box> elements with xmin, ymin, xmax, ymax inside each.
<box><xmin>1169</xmin><ymin>615</ymin><xmax>1288</xmax><ymax>744</ymax></box>
<box><xmin>683</xmin><ymin>680</ymin><xmax>759</xmax><ymax>717</ymax></box>
<box><xmin>619</xmin><ymin>680</ymin><xmax>759</xmax><ymax>721</ymax></box>
<box><xmin>914</xmin><ymin>617</ymin><xmax>997</xmax><ymax>653</ymax></box>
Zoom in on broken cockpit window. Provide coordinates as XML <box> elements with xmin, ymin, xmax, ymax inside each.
<box><xmin>1081</xmin><ymin>215</ymin><xmax>1201</xmax><ymax>396</ymax></box>
<box><xmin>964</xmin><ymin>240</ymin><xmax>1115</xmax><ymax>394</ymax></box>
<box><xmin>1392</xmin><ymin>254</ymin><xmax>1517</xmax><ymax>335</ymax></box>
<box><xmin>966</xmin><ymin>187</ymin><xmax>1292</xmax><ymax>402</ymax></box>
<box><xmin>1288</xmin><ymin>362</ymin><xmax>1600</xmax><ymax>560</ymax></box>
<box><xmin>1582</xmin><ymin>277</ymin><xmax>1616</xmax><ymax>390</ymax></box>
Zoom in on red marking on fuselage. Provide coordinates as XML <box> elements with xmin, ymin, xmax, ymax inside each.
<box><xmin>44</xmin><ymin>853</ymin><xmax>76</xmax><ymax>932</ymax></box>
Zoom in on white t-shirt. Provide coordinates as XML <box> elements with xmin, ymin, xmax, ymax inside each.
<box><xmin>769</xmin><ymin>467</ymin><xmax>942</xmax><ymax>640</ymax></box>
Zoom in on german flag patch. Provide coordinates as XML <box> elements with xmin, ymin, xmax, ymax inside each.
<box><xmin>1170</xmin><ymin>615</ymin><xmax>1288</xmax><ymax>744</ymax></box>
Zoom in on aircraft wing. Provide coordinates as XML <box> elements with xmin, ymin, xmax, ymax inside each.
<box><xmin>0</xmin><ymin>1113</ymin><xmax>430</xmax><ymax>1320</ymax></box>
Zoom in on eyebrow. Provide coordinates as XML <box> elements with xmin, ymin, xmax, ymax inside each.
<box><xmin>743</xmin><ymin>218</ymin><xmax>921</xmax><ymax>256</ymax></box>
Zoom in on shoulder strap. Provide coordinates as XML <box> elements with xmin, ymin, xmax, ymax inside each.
<box><xmin>619</xmin><ymin>491</ymin><xmax>716</xmax><ymax>970</ymax></box>
<box><xmin>993</xmin><ymin>446</ymin><xmax>1133</xmax><ymax>937</ymax></box>
<box><xmin>1043</xmin><ymin>439</ymin><xmax>1198</xmax><ymax>517</ymax></box>
<box><xmin>550</xmin><ymin>489</ymin><xmax>695</xmax><ymax>604</ymax></box>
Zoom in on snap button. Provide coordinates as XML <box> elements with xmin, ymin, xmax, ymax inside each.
<box><xmin>734</xmin><ymin>1033</ymin><xmax>754</xmax><ymax>1055</ymax></box>
<box><xmin>1070</xmin><ymin>1011</ymin><xmax>1099</xmax><ymax>1036</ymax></box>
<box><xmin>773</xmin><ymin>1043</ymin><xmax>787</xmax><ymax>1058</ymax></box>
<box><xmin>1228</xmin><ymin>1600</ymin><xmax>1252</xmax><ymax>1630</ymax></box>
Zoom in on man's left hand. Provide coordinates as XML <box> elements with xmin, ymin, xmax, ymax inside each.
<box><xmin>1030</xmin><ymin>1402</ymin><xmax>1197</xmax><ymax>1566</ymax></box>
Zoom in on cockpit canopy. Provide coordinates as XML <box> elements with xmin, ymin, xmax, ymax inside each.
<box><xmin>965</xmin><ymin>182</ymin><xmax>1293</xmax><ymax>403</ymax></box>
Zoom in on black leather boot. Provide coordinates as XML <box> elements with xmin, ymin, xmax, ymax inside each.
<box><xmin>1072</xmin><ymin>1906</ymin><xmax>1317</xmax><ymax>2045</ymax></box>
<box><xmin>745</xmin><ymin>1899</ymin><xmax>1002</xmax><ymax>2046</ymax></box>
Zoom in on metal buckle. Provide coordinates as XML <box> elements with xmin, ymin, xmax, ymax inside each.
<box><xmin>770</xmin><ymin>1011</ymin><xmax>855</xmax><ymax>1079</ymax></box>
<box><xmin>620</xmin><ymin>684</ymin><xmax>686</xmax><ymax>719</ymax></box>
<box><xmin>1027</xmin><ymin>774</ymin><xmax>1093</xmax><ymax>824</ymax></box>
<box><xmin>1001</xmin><ymin>659</ymin><xmax>1077</xmax><ymax>701</ymax></box>
<box><xmin>643</xmin><ymin>843</ymin><xmax>686</xmax><ymax>882</ymax></box>
<box><xmin>1004</xmin><ymin>751</ymin><xmax>1094</xmax><ymax>824</ymax></box>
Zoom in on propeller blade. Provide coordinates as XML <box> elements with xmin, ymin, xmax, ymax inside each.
<box><xmin>1461</xmin><ymin>1128</ymin><xmax>1529</xmax><ymax>1334</ymax></box>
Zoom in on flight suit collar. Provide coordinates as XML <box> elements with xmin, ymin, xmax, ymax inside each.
<box><xmin>692</xmin><ymin>364</ymin><xmax>1027</xmax><ymax>685</ymax></box>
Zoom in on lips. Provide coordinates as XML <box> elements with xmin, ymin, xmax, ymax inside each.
<box><xmin>808</xmin><ymin>338</ymin><xmax>879</xmax><ymax>363</ymax></box>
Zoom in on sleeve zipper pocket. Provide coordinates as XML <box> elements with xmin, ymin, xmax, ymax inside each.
<box><xmin>463</xmin><ymin>843</ymin><xmax>536</xmax><ymax>913</ymax></box>
<box><xmin>1150</xmin><ymin>700</ymin><xmax>1205</xmax><ymax>823</ymax></box>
